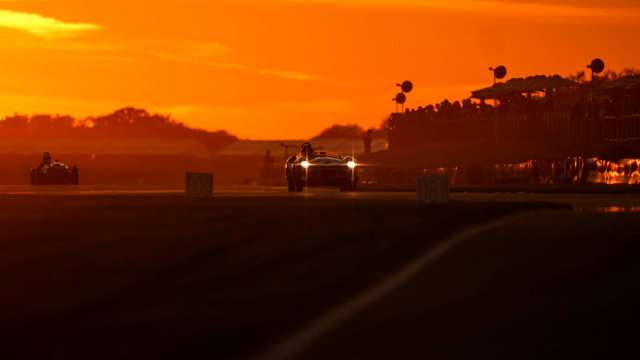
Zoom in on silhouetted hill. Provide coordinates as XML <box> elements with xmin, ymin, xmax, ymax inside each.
<box><xmin>312</xmin><ymin>124</ymin><xmax>365</xmax><ymax>140</ymax></box>
<box><xmin>0</xmin><ymin>107</ymin><xmax>238</xmax><ymax>153</ymax></box>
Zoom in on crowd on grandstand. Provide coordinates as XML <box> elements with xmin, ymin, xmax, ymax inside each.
<box><xmin>385</xmin><ymin>71</ymin><xmax>640</xmax><ymax>150</ymax></box>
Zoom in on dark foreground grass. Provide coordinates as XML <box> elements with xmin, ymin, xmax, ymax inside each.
<box><xmin>0</xmin><ymin>195</ymin><xmax>567</xmax><ymax>359</ymax></box>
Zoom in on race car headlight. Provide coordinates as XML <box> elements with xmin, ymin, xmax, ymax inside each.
<box><xmin>347</xmin><ymin>160</ymin><xmax>357</xmax><ymax>169</ymax></box>
<box><xmin>301</xmin><ymin>160</ymin><xmax>310</xmax><ymax>169</ymax></box>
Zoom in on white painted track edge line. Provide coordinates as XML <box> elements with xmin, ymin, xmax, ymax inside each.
<box><xmin>251</xmin><ymin>211</ymin><xmax>532</xmax><ymax>360</ymax></box>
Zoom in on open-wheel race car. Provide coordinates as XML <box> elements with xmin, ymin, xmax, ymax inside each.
<box><xmin>31</xmin><ymin>152</ymin><xmax>80</xmax><ymax>185</ymax></box>
<box><xmin>285</xmin><ymin>143</ymin><xmax>358</xmax><ymax>192</ymax></box>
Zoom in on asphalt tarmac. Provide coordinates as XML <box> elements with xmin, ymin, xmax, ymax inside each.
<box><xmin>3</xmin><ymin>184</ymin><xmax>640</xmax><ymax>211</ymax></box>
<box><xmin>0</xmin><ymin>186</ymin><xmax>638</xmax><ymax>359</ymax></box>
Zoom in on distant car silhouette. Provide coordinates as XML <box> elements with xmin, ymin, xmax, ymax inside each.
<box><xmin>31</xmin><ymin>152</ymin><xmax>79</xmax><ymax>185</ymax></box>
<box><xmin>285</xmin><ymin>143</ymin><xmax>358</xmax><ymax>192</ymax></box>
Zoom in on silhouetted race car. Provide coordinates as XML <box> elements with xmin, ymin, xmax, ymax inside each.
<box><xmin>285</xmin><ymin>143</ymin><xmax>358</xmax><ymax>192</ymax></box>
<box><xmin>31</xmin><ymin>152</ymin><xmax>80</xmax><ymax>185</ymax></box>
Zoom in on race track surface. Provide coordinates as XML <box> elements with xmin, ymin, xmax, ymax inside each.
<box><xmin>4</xmin><ymin>184</ymin><xmax>640</xmax><ymax>210</ymax></box>
<box><xmin>0</xmin><ymin>187</ymin><xmax>638</xmax><ymax>359</ymax></box>
<box><xmin>301</xmin><ymin>211</ymin><xmax>640</xmax><ymax>359</ymax></box>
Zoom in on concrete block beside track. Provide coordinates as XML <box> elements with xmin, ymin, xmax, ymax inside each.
<box><xmin>185</xmin><ymin>172</ymin><xmax>214</xmax><ymax>197</ymax></box>
<box><xmin>417</xmin><ymin>175</ymin><xmax>449</xmax><ymax>204</ymax></box>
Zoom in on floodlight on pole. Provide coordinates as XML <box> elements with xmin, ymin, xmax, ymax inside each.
<box><xmin>587</xmin><ymin>58</ymin><xmax>605</xmax><ymax>81</ymax></box>
<box><xmin>489</xmin><ymin>66</ymin><xmax>507</xmax><ymax>85</ymax></box>
<box><xmin>392</xmin><ymin>81</ymin><xmax>413</xmax><ymax>113</ymax></box>
<box><xmin>396</xmin><ymin>80</ymin><xmax>414</xmax><ymax>93</ymax></box>
<box><xmin>393</xmin><ymin>92</ymin><xmax>407</xmax><ymax>113</ymax></box>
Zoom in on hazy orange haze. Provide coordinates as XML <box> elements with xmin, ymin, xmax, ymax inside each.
<box><xmin>0</xmin><ymin>0</ymin><xmax>638</xmax><ymax>138</ymax></box>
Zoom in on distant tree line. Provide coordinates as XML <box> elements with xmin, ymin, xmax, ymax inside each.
<box><xmin>312</xmin><ymin>123</ymin><xmax>386</xmax><ymax>140</ymax></box>
<box><xmin>0</xmin><ymin>107</ymin><xmax>238</xmax><ymax>152</ymax></box>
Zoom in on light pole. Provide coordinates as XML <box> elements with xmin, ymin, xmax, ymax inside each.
<box><xmin>392</xmin><ymin>80</ymin><xmax>413</xmax><ymax>113</ymax></box>
<box><xmin>489</xmin><ymin>65</ymin><xmax>507</xmax><ymax>85</ymax></box>
<box><xmin>587</xmin><ymin>58</ymin><xmax>605</xmax><ymax>82</ymax></box>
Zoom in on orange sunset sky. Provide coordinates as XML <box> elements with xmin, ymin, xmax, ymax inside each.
<box><xmin>0</xmin><ymin>0</ymin><xmax>638</xmax><ymax>139</ymax></box>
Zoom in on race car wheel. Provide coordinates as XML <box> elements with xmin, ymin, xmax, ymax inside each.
<box><xmin>341</xmin><ymin>178</ymin><xmax>357</xmax><ymax>192</ymax></box>
<box><xmin>287</xmin><ymin>178</ymin><xmax>296</xmax><ymax>192</ymax></box>
<box><xmin>296</xmin><ymin>181</ymin><xmax>305</xmax><ymax>192</ymax></box>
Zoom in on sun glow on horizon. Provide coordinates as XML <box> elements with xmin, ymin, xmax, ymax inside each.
<box><xmin>0</xmin><ymin>0</ymin><xmax>636</xmax><ymax>139</ymax></box>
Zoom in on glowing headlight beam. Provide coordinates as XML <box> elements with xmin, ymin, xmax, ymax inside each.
<box><xmin>301</xmin><ymin>160</ymin><xmax>310</xmax><ymax>169</ymax></box>
<box><xmin>347</xmin><ymin>161</ymin><xmax>357</xmax><ymax>169</ymax></box>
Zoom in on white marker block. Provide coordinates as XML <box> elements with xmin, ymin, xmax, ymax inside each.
<box><xmin>417</xmin><ymin>175</ymin><xmax>449</xmax><ymax>204</ymax></box>
<box><xmin>186</xmin><ymin>173</ymin><xmax>214</xmax><ymax>197</ymax></box>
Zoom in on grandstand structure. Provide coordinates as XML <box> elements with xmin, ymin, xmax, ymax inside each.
<box><xmin>368</xmin><ymin>74</ymin><xmax>640</xmax><ymax>185</ymax></box>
